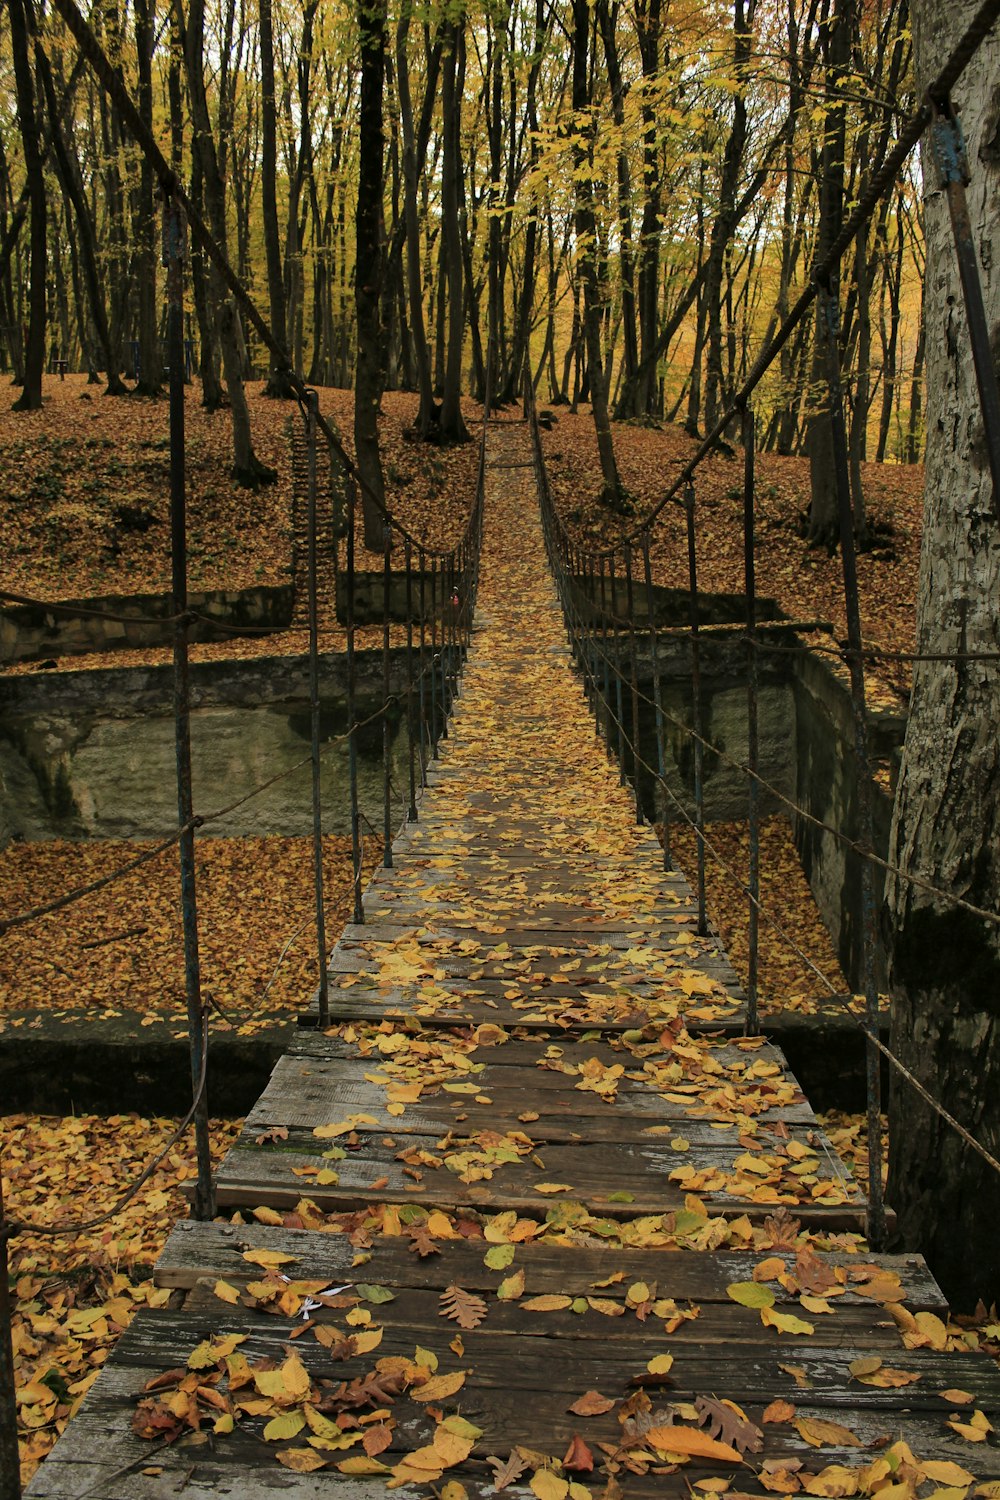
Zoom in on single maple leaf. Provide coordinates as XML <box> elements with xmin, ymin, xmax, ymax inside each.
<box><xmin>439</xmin><ymin>1284</ymin><xmax>487</xmax><ymax>1329</ymax></box>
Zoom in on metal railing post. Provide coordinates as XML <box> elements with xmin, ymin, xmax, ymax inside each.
<box><xmin>642</xmin><ymin>536</ymin><xmax>671</xmax><ymax>871</ymax></box>
<box><xmin>742</xmin><ymin>402</ymin><xmax>760</xmax><ymax>1036</ymax></box>
<box><xmin>165</xmin><ymin>196</ymin><xmax>214</xmax><ymax>1219</ymax></box>
<box><xmin>345</xmin><ymin>480</ymin><xmax>364</xmax><ymax>925</ymax></box>
<box><xmin>430</xmin><ymin>558</ymin><xmax>440</xmax><ymax>757</ymax></box>
<box><xmin>820</xmin><ymin>273</ymin><xmax>886</xmax><ymax>1250</ymax></box>
<box><xmin>0</xmin><ymin>1180</ymin><xmax>19</xmax><ymax>1500</ymax></box>
<box><xmin>608</xmin><ymin>556</ymin><xmax>627</xmax><ymax>786</ymax></box>
<box><xmin>684</xmin><ymin>482</ymin><xmax>707</xmax><ymax>937</ymax></box>
<box><xmin>405</xmin><ymin>537</ymin><xmax>418</xmax><ymax>821</ymax></box>
<box><xmin>624</xmin><ymin>542</ymin><xmax>644</xmax><ymax>823</ymax></box>
<box><xmin>305</xmin><ymin>391</ymin><xmax>329</xmax><ymax>1025</ymax></box>
<box><xmin>598</xmin><ymin>557</ymin><xmax>613</xmax><ymax>758</ymax></box>
<box><xmin>418</xmin><ymin>546</ymin><xmax>429</xmax><ymax>784</ymax></box>
<box><xmin>382</xmin><ymin>528</ymin><xmax>393</xmax><ymax>868</ymax></box>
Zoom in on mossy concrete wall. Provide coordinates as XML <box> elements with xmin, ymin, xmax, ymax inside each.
<box><xmin>1</xmin><ymin>585</ymin><xmax>294</xmax><ymax>664</ymax></box>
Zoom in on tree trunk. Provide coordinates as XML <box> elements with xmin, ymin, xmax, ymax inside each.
<box><xmin>133</xmin><ymin>0</ymin><xmax>160</xmax><ymax>396</ymax></box>
<box><xmin>259</xmin><ymin>0</ymin><xmax>292</xmax><ymax>396</ymax></box>
<box><xmin>806</xmin><ymin>0</ymin><xmax>853</xmax><ymax>548</ymax></box>
<box><xmin>183</xmin><ymin>0</ymin><xmax>273</xmax><ymax>483</ymax></box>
<box><xmin>703</xmin><ymin>0</ymin><xmax>755</xmax><ymax>434</ymax></box>
<box><xmin>439</xmin><ymin>16</ymin><xmax>471</xmax><ymax>443</ymax></box>
<box><xmin>884</xmin><ymin>0</ymin><xmax>1000</xmax><ymax>1310</ymax></box>
<box><xmin>35</xmin><ymin>42</ymin><xmax>126</xmax><ymax>395</ymax></box>
<box><xmin>355</xmin><ymin>0</ymin><xmax>389</xmax><ymax>547</ymax></box>
<box><xmin>571</xmin><ymin>0</ymin><xmax>623</xmax><ymax>508</ymax></box>
<box><xmin>9</xmin><ymin>0</ymin><xmax>45</xmax><ymax>411</ymax></box>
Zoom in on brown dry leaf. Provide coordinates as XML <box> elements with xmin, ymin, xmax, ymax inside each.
<box><xmin>763</xmin><ymin>1401</ymin><xmax>797</xmax><ymax>1425</ymax></box>
<box><xmin>569</xmin><ymin>1392</ymin><xmax>617</xmax><ymax>1417</ymax></box>
<box><xmin>487</xmin><ymin>1451</ymin><xmax>531</xmax><ymax>1491</ymax></box>
<box><xmin>563</xmin><ymin>1435</ymin><xmax>595</xmax><ymax>1472</ymax></box>
<box><xmin>439</xmin><ymin>1284</ymin><xmax>488</xmax><ymax>1330</ymax></box>
<box><xmin>695</xmin><ymin>1395</ymin><xmax>763</xmax><ymax>1455</ymax></box>
<box><xmin>363</xmin><ymin>1424</ymin><xmax>394</xmax><ymax>1458</ymax></box>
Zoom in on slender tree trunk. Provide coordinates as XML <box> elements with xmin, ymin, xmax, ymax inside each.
<box><xmin>183</xmin><ymin>0</ymin><xmax>273</xmax><ymax>483</ymax></box>
<box><xmin>571</xmin><ymin>0</ymin><xmax>623</xmax><ymax>508</ymax></box>
<box><xmin>884</xmin><ymin>0</ymin><xmax>1000</xmax><ymax>1310</ymax></box>
<box><xmin>133</xmin><ymin>0</ymin><xmax>160</xmax><ymax>396</ymax></box>
<box><xmin>439</xmin><ymin>15</ymin><xmax>471</xmax><ymax>443</ymax></box>
<box><xmin>806</xmin><ymin>0</ymin><xmax>853</xmax><ymax>548</ymax></box>
<box><xmin>9</xmin><ymin>0</ymin><xmax>45</xmax><ymax>411</ymax></box>
<box><xmin>259</xmin><ymin>0</ymin><xmax>291</xmax><ymax>395</ymax></box>
<box><xmin>355</xmin><ymin>0</ymin><xmax>389</xmax><ymax>546</ymax></box>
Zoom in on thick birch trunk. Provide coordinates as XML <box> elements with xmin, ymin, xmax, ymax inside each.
<box><xmin>884</xmin><ymin>0</ymin><xmax>1000</xmax><ymax>1308</ymax></box>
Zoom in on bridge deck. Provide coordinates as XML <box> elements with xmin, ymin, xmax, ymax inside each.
<box><xmin>27</xmin><ymin>426</ymin><xmax>1000</xmax><ymax>1498</ymax></box>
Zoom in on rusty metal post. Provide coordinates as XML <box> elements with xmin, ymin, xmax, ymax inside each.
<box><xmin>165</xmin><ymin>196</ymin><xmax>214</xmax><ymax>1220</ymax></box>
<box><xmin>305</xmin><ymin>392</ymin><xmax>329</xmax><ymax>1026</ymax></box>
<box><xmin>820</xmin><ymin>275</ymin><xmax>886</xmax><ymax>1250</ymax></box>
<box><xmin>583</xmin><ymin>556</ymin><xmax>597</xmax><ymax>711</ymax></box>
<box><xmin>742</xmin><ymin>403</ymin><xmax>760</xmax><ymax>1036</ymax></box>
<box><xmin>623</xmin><ymin>543</ymin><xmax>644</xmax><ymax>823</ymax></box>
<box><xmin>608</xmin><ymin>556</ymin><xmax>627</xmax><ymax>786</ymax></box>
<box><xmin>345</xmin><ymin>480</ymin><xmax>364</xmax><ymax>926</ymax></box>
<box><xmin>929</xmin><ymin>100</ymin><xmax>1000</xmax><ymax>511</ymax></box>
<box><xmin>598</xmin><ymin>557</ymin><xmax>613</xmax><ymax>759</ymax></box>
<box><xmin>684</xmin><ymin>483</ymin><xmax>707</xmax><ymax>937</ymax></box>
<box><xmin>405</xmin><ymin>538</ymin><xmax>418</xmax><ymax>821</ymax></box>
<box><xmin>0</xmin><ymin>1180</ymin><xmax>20</xmax><ymax>1500</ymax></box>
<box><xmin>382</xmin><ymin>528</ymin><xmax>393</xmax><ymax>868</ymax></box>
<box><xmin>642</xmin><ymin>537</ymin><xmax>671</xmax><ymax>871</ymax></box>
<box><xmin>446</xmin><ymin>553</ymin><xmax>458</xmax><ymax>710</ymax></box>
<box><xmin>418</xmin><ymin>547</ymin><xmax>429</xmax><ymax>785</ymax></box>
<box><xmin>429</xmin><ymin>558</ymin><xmax>440</xmax><ymax>757</ymax></box>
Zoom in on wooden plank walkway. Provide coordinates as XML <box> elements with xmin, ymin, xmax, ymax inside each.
<box><xmin>27</xmin><ymin>425</ymin><xmax>1000</xmax><ymax>1498</ymax></box>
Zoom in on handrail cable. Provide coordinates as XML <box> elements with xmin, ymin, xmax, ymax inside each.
<box><xmin>563</xmin><ymin>615</ymin><xmax>1000</xmax><ymax>932</ymax></box>
<box><xmin>1</xmin><ymin>1006</ymin><xmax>210</xmax><ymax>1242</ymax></box>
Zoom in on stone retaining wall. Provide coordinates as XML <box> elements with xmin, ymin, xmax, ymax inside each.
<box><xmin>0</xmin><ymin>584</ymin><xmax>294</xmax><ymax>664</ymax></box>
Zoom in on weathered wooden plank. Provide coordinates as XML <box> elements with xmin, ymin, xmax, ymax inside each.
<box><xmin>213</xmin><ymin>1139</ymin><xmax>863</xmax><ymax>1225</ymax></box>
<box><xmin>40</xmin><ymin>1305</ymin><xmax>1000</xmax><ymax>1417</ymax></box>
<box><xmin>155</xmin><ymin>1223</ymin><xmax>947</xmax><ymax>1310</ymax></box>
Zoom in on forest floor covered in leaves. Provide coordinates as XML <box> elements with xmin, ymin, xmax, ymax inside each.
<box><xmin>5</xmin><ymin>1113</ymin><xmax>240</xmax><ymax>1480</ymax></box>
<box><xmin>0</xmin><ymin>834</ymin><xmax>375</xmax><ymax>1026</ymax></box>
<box><xmin>0</xmin><ymin>817</ymin><xmax>846</xmax><ymax>1027</ymax></box>
<box><xmin>9</xmin><ymin>413</ymin><xmax>1000</xmax><ymax>1500</ymax></box>
<box><xmin>0</xmin><ymin>376</ymin><xmax>480</xmax><ymax>603</ymax></box>
<box><xmin>540</xmin><ymin>410</ymin><xmax>922</xmax><ymax>710</ymax></box>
